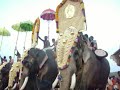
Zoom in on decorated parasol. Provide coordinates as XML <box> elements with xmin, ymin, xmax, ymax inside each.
<box><xmin>0</xmin><ymin>27</ymin><xmax>11</xmax><ymax>36</ymax></box>
<box><xmin>0</xmin><ymin>27</ymin><xmax>11</xmax><ymax>51</ymax></box>
<box><xmin>40</xmin><ymin>8</ymin><xmax>55</xmax><ymax>40</ymax></box>
<box><xmin>12</xmin><ymin>21</ymin><xmax>33</xmax><ymax>32</ymax></box>
<box><xmin>12</xmin><ymin>21</ymin><xmax>33</xmax><ymax>57</ymax></box>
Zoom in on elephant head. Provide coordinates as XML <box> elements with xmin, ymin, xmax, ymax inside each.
<box><xmin>6</xmin><ymin>50</ymin><xmax>28</xmax><ymax>90</ymax></box>
<box><xmin>110</xmin><ymin>49</ymin><xmax>120</xmax><ymax>66</ymax></box>
<box><xmin>20</xmin><ymin>48</ymin><xmax>58</xmax><ymax>90</ymax></box>
<box><xmin>21</xmin><ymin>48</ymin><xmax>47</xmax><ymax>77</ymax></box>
<box><xmin>7</xmin><ymin>61</ymin><xmax>22</xmax><ymax>90</ymax></box>
<box><xmin>57</xmin><ymin>34</ymin><xmax>85</xmax><ymax>90</ymax></box>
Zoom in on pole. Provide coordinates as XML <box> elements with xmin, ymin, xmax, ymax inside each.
<box><xmin>48</xmin><ymin>21</ymin><xmax>50</xmax><ymax>40</ymax></box>
<box><xmin>23</xmin><ymin>31</ymin><xmax>27</xmax><ymax>51</ymax></box>
<box><xmin>14</xmin><ymin>28</ymin><xmax>20</xmax><ymax>59</ymax></box>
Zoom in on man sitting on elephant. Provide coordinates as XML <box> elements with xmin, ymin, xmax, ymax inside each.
<box><xmin>38</xmin><ymin>36</ymin><xmax>50</xmax><ymax>48</ymax></box>
<box><xmin>89</xmin><ymin>36</ymin><xmax>98</xmax><ymax>51</ymax></box>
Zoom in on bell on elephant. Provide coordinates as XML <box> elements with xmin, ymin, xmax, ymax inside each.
<box><xmin>94</xmin><ymin>49</ymin><xmax>108</xmax><ymax>59</ymax></box>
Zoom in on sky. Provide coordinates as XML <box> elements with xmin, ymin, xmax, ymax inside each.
<box><xmin>0</xmin><ymin>0</ymin><xmax>120</xmax><ymax>72</ymax></box>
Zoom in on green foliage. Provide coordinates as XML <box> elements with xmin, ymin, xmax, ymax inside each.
<box><xmin>0</xmin><ymin>27</ymin><xmax>10</xmax><ymax>36</ymax></box>
<box><xmin>12</xmin><ymin>20</ymin><xmax>33</xmax><ymax>32</ymax></box>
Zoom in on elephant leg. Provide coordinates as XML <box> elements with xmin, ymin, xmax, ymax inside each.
<box><xmin>59</xmin><ymin>68</ymin><xmax>71</xmax><ymax>90</ymax></box>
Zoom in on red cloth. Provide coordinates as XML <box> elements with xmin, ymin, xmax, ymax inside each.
<box><xmin>112</xmin><ymin>79</ymin><xmax>116</xmax><ymax>85</ymax></box>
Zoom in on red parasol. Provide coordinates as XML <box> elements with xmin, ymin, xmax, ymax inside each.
<box><xmin>40</xmin><ymin>8</ymin><xmax>55</xmax><ymax>39</ymax></box>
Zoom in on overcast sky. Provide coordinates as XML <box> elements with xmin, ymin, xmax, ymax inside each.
<box><xmin>0</xmin><ymin>0</ymin><xmax>120</xmax><ymax>72</ymax></box>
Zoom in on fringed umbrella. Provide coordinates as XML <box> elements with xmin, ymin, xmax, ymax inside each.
<box><xmin>0</xmin><ymin>27</ymin><xmax>10</xmax><ymax>36</ymax></box>
<box><xmin>40</xmin><ymin>8</ymin><xmax>55</xmax><ymax>40</ymax></box>
<box><xmin>11</xmin><ymin>21</ymin><xmax>33</xmax><ymax>56</ymax></box>
<box><xmin>0</xmin><ymin>27</ymin><xmax>11</xmax><ymax>51</ymax></box>
<box><xmin>12</xmin><ymin>21</ymin><xmax>33</xmax><ymax>32</ymax></box>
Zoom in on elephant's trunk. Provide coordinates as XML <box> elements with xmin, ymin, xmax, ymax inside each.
<box><xmin>20</xmin><ymin>76</ymin><xmax>29</xmax><ymax>90</ymax></box>
<box><xmin>70</xmin><ymin>73</ymin><xmax>76</xmax><ymax>90</ymax></box>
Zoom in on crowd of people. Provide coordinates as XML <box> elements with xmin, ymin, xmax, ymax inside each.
<box><xmin>82</xmin><ymin>33</ymin><xmax>98</xmax><ymax>51</ymax></box>
<box><xmin>0</xmin><ymin>36</ymin><xmax>56</xmax><ymax>65</ymax></box>
<box><xmin>0</xmin><ymin>33</ymin><xmax>97</xmax><ymax>65</ymax></box>
<box><xmin>0</xmin><ymin>56</ymin><xmax>14</xmax><ymax>65</ymax></box>
<box><xmin>106</xmin><ymin>71</ymin><xmax>120</xmax><ymax>90</ymax></box>
<box><xmin>38</xmin><ymin>33</ymin><xmax>98</xmax><ymax>53</ymax></box>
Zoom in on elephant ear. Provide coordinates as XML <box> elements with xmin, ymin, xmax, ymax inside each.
<box><xmin>39</xmin><ymin>54</ymin><xmax>48</xmax><ymax>69</ymax></box>
<box><xmin>32</xmin><ymin>49</ymin><xmax>48</xmax><ymax>69</ymax></box>
<box><xmin>82</xmin><ymin>47</ymin><xmax>90</xmax><ymax>63</ymax></box>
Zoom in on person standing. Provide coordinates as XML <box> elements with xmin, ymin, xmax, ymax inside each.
<box><xmin>38</xmin><ymin>36</ymin><xmax>50</xmax><ymax>48</ymax></box>
<box><xmin>51</xmin><ymin>38</ymin><xmax>57</xmax><ymax>51</ymax></box>
<box><xmin>3</xmin><ymin>56</ymin><xmax>7</xmax><ymax>63</ymax></box>
<box><xmin>89</xmin><ymin>36</ymin><xmax>98</xmax><ymax>51</ymax></box>
<box><xmin>9</xmin><ymin>56</ymin><xmax>14</xmax><ymax>64</ymax></box>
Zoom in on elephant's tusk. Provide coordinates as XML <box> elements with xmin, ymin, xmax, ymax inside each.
<box><xmin>12</xmin><ymin>83</ymin><xmax>17</xmax><ymax>90</ymax></box>
<box><xmin>19</xmin><ymin>69</ymin><xmax>22</xmax><ymax>80</ymax></box>
<box><xmin>52</xmin><ymin>71</ymin><xmax>60</xmax><ymax>89</ymax></box>
<box><xmin>4</xmin><ymin>86</ymin><xmax>8</xmax><ymax>90</ymax></box>
<box><xmin>20</xmin><ymin>76</ymin><xmax>29</xmax><ymax>90</ymax></box>
<box><xmin>70</xmin><ymin>73</ymin><xmax>76</xmax><ymax>90</ymax></box>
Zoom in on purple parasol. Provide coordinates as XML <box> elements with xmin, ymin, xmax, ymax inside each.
<box><xmin>40</xmin><ymin>9</ymin><xmax>55</xmax><ymax>39</ymax></box>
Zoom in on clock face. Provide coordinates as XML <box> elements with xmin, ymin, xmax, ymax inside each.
<box><xmin>65</xmin><ymin>4</ymin><xmax>75</xmax><ymax>18</ymax></box>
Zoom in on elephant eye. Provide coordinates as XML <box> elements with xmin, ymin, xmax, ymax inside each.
<box><xmin>24</xmin><ymin>55</ymin><xmax>28</xmax><ymax>59</ymax></box>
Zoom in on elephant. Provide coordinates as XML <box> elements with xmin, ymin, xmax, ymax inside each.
<box><xmin>110</xmin><ymin>49</ymin><xmax>120</xmax><ymax>66</ymax></box>
<box><xmin>20</xmin><ymin>48</ymin><xmax>58</xmax><ymax>90</ymax></box>
<box><xmin>57</xmin><ymin>34</ymin><xmax>110</xmax><ymax>90</ymax></box>
<box><xmin>7</xmin><ymin>61</ymin><xmax>22</xmax><ymax>90</ymax></box>
<box><xmin>0</xmin><ymin>62</ymin><xmax>12</xmax><ymax>90</ymax></box>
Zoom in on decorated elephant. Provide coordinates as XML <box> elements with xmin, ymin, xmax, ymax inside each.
<box><xmin>0</xmin><ymin>62</ymin><xmax>12</xmax><ymax>90</ymax></box>
<box><xmin>6</xmin><ymin>61</ymin><xmax>22</xmax><ymax>90</ymax></box>
<box><xmin>56</xmin><ymin>34</ymin><xmax>110</xmax><ymax>90</ymax></box>
<box><xmin>110</xmin><ymin>49</ymin><xmax>120</xmax><ymax>66</ymax></box>
<box><xmin>19</xmin><ymin>48</ymin><xmax>58</xmax><ymax>90</ymax></box>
